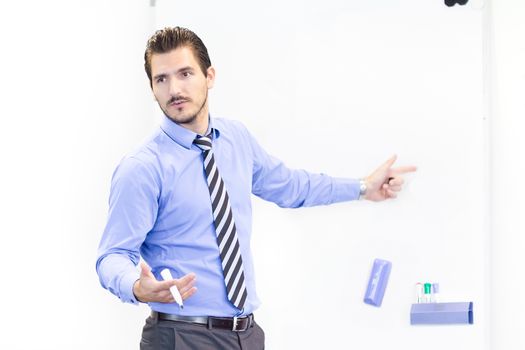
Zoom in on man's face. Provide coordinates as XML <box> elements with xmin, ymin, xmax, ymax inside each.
<box><xmin>151</xmin><ymin>46</ymin><xmax>215</xmax><ymax>129</ymax></box>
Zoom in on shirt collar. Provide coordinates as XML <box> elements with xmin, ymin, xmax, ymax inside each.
<box><xmin>160</xmin><ymin>115</ymin><xmax>221</xmax><ymax>149</ymax></box>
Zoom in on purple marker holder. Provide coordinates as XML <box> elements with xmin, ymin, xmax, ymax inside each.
<box><xmin>363</xmin><ymin>259</ymin><xmax>392</xmax><ymax>307</ymax></box>
<box><xmin>410</xmin><ymin>302</ymin><xmax>474</xmax><ymax>325</ymax></box>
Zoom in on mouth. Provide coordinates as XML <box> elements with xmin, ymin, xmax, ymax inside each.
<box><xmin>169</xmin><ymin>99</ymin><xmax>189</xmax><ymax>108</ymax></box>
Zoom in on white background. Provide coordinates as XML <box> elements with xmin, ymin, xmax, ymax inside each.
<box><xmin>0</xmin><ymin>0</ymin><xmax>523</xmax><ymax>349</ymax></box>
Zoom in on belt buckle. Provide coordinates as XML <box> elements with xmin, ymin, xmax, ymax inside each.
<box><xmin>232</xmin><ymin>316</ymin><xmax>247</xmax><ymax>332</ymax></box>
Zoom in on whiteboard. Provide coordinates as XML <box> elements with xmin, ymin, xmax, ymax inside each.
<box><xmin>155</xmin><ymin>0</ymin><xmax>488</xmax><ymax>349</ymax></box>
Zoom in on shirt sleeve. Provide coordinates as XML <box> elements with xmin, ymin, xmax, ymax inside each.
<box><xmin>241</xmin><ymin>124</ymin><xmax>361</xmax><ymax>207</ymax></box>
<box><xmin>96</xmin><ymin>156</ymin><xmax>160</xmax><ymax>304</ymax></box>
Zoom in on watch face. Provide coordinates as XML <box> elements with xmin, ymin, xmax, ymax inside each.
<box><xmin>360</xmin><ymin>182</ymin><xmax>367</xmax><ymax>195</ymax></box>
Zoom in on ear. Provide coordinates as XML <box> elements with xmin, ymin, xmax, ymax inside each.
<box><xmin>206</xmin><ymin>66</ymin><xmax>216</xmax><ymax>89</ymax></box>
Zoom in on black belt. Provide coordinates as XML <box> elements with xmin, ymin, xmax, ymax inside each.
<box><xmin>153</xmin><ymin>311</ymin><xmax>255</xmax><ymax>332</ymax></box>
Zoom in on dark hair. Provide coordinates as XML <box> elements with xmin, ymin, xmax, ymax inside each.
<box><xmin>144</xmin><ymin>27</ymin><xmax>212</xmax><ymax>88</ymax></box>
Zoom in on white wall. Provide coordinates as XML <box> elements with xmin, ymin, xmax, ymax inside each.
<box><xmin>0</xmin><ymin>1</ymin><xmax>155</xmax><ymax>349</ymax></box>
<box><xmin>490</xmin><ymin>0</ymin><xmax>525</xmax><ymax>349</ymax></box>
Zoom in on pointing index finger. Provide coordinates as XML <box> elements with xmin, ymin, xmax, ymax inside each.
<box><xmin>390</xmin><ymin>165</ymin><xmax>417</xmax><ymax>175</ymax></box>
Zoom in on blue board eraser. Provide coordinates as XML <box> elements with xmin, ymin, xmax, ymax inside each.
<box><xmin>364</xmin><ymin>258</ymin><xmax>392</xmax><ymax>307</ymax></box>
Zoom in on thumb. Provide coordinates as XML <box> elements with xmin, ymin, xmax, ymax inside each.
<box><xmin>380</xmin><ymin>154</ymin><xmax>397</xmax><ymax>171</ymax></box>
<box><xmin>139</xmin><ymin>261</ymin><xmax>154</xmax><ymax>279</ymax></box>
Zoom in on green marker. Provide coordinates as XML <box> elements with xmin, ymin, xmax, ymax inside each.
<box><xmin>424</xmin><ymin>283</ymin><xmax>432</xmax><ymax>303</ymax></box>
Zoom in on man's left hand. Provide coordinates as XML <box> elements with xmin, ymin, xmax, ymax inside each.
<box><xmin>363</xmin><ymin>155</ymin><xmax>417</xmax><ymax>202</ymax></box>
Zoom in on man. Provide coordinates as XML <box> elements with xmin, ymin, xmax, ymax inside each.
<box><xmin>96</xmin><ymin>26</ymin><xmax>416</xmax><ymax>349</ymax></box>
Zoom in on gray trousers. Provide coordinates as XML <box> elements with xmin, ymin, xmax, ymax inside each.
<box><xmin>140</xmin><ymin>313</ymin><xmax>265</xmax><ymax>350</ymax></box>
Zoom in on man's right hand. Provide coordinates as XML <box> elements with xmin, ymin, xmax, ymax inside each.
<box><xmin>133</xmin><ymin>262</ymin><xmax>197</xmax><ymax>303</ymax></box>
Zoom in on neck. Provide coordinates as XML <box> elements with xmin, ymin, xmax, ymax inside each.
<box><xmin>190</xmin><ymin>111</ymin><xmax>209</xmax><ymax>135</ymax></box>
<box><xmin>178</xmin><ymin>104</ymin><xmax>209</xmax><ymax>135</ymax></box>
<box><xmin>183</xmin><ymin>92</ymin><xmax>210</xmax><ymax>135</ymax></box>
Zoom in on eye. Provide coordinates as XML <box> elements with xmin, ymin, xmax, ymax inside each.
<box><xmin>182</xmin><ymin>71</ymin><xmax>193</xmax><ymax>78</ymax></box>
<box><xmin>156</xmin><ymin>76</ymin><xmax>166</xmax><ymax>84</ymax></box>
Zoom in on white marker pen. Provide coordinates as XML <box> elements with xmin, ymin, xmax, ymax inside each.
<box><xmin>160</xmin><ymin>268</ymin><xmax>184</xmax><ymax>309</ymax></box>
<box><xmin>415</xmin><ymin>283</ymin><xmax>423</xmax><ymax>303</ymax></box>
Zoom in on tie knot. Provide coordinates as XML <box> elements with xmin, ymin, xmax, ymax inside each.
<box><xmin>194</xmin><ymin>135</ymin><xmax>212</xmax><ymax>152</ymax></box>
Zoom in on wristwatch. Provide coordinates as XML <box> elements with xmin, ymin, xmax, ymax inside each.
<box><xmin>359</xmin><ymin>178</ymin><xmax>367</xmax><ymax>199</ymax></box>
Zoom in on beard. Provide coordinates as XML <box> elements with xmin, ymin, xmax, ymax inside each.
<box><xmin>160</xmin><ymin>90</ymin><xmax>208</xmax><ymax>126</ymax></box>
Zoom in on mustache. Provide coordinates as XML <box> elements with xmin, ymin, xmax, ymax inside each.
<box><xmin>167</xmin><ymin>96</ymin><xmax>190</xmax><ymax>106</ymax></box>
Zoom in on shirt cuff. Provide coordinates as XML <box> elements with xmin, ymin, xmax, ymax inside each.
<box><xmin>331</xmin><ymin>177</ymin><xmax>361</xmax><ymax>203</ymax></box>
<box><xmin>120</xmin><ymin>270</ymin><xmax>141</xmax><ymax>305</ymax></box>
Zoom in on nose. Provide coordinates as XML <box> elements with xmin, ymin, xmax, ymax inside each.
<box><xmin>168</xmin><ymin>78</ymin><xmax>182</xmax><ymax>97</ymax></box>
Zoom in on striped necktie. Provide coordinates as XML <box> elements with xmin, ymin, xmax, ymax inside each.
<box><xmin>194</xmin><ymin>133</ymin><xmax>248</xmax><ymax>311</ymax></box>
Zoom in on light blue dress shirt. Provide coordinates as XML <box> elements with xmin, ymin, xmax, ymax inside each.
<box><xmin>96</xmin><ymin>115</ymin><xmax>360</xmax><ymax>317</ymax></box>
